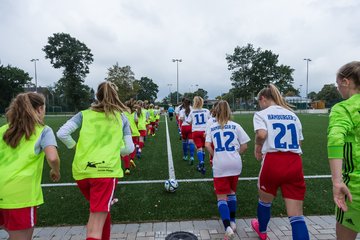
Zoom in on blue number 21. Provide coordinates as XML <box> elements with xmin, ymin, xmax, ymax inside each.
<box><xmin>214</xmin><ymin>132</ymin><xmax>235</xmax><ymax>152</ymax></box>
<box><xmin>272</xmin><ymin>123</ymin><xmax>299</xmax><ymax>149</ymax></box>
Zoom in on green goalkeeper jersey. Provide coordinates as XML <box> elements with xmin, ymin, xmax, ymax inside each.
<box><xmin>328</xmin><ymin>93</ymin><xmax>360</xmax><ymax>199</ymax></box>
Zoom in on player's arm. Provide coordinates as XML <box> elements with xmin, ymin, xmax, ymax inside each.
<box><xmin>205</xmin><ymin>142</ymin><xmax>214</xmax><ymax>157</ymax></box>
<box><xmin>120</xmin><ymin>115</ymin><xmax>135</xmax><ymax>156</ymax></box>
<box><xmin>329</xmin><ymin>159</ymin><xmax>352</xmax><ymax>211</ymax></box>
<box><xmin>327</xmin><ymin>105</ymin><xmax>353</xmax><ymax>211</ymax></box>
<box><xmin>239</xmin><ymin>143</ymin><xmax>248</xmax><ymax>154</ymax></box>
<box><xmin>41</xmin><ymin>127</ymin><xmax>61</xmax><ymax>182</ymax></box>
<box><xmin>56</xmin><ymin>112</ymin><xmax>82</xmax><ymax>149</ymax></box>
<box><xmin>254</xmin><ymin>129</ymin><xmax>267</xmax><ymax>161</ymax></box>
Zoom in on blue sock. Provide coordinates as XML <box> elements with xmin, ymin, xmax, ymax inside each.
<box><xmin>227</xmin><ymin>195</ymin><xmax>237</xmax><ymax>222</ymax></box>
<box><xmin>189</xmin><ymin>142</ymin><xmax>195</xmax><ymax>157</ymax></box>
<box><xmin>202</xmin><ymin>150</ymin><xmax>206</xmax><ymax>162</ymax></box>
<box><xmin>217</xmin><ymin>200</ymin><xmax>230</xmax><ymax>230</ymax></box>
<box><xmin>182</xmin><ymin>140</ymin><xmax>188</xmax><ymax>156</ymax></box>
<box><xmin>197</xmin><ymin>150</ymin><xmax>204</xmax><ymax>164</ymax></box>
<box><xmin>257</xmin><ymin>200</ymin><xmax>271</xmax><ymax>233</ymax></box>
<box><xmin>289</xmin><ymin>216</ymin><xmax>309</xmax><ymax>240</ymax></box>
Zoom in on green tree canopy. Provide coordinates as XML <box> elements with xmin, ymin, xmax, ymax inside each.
<box><xmin>226</xmin><ymin>43</ymin><xmax>295</xmax><ymax>100</ymax></box>
<box><xmin>43</xmin><ymin>32</ymin><xmax>94</xmax><ymax>111</ymax></box>
<box><xmin>105</xmin><ymin>64</ymin><xmax>138</xmax><ymax>101</ymax></box>
<box><xmin>316</xmin><ymin>84</ymin><xmax>342</xmax><ymax>106</ymax></box>
<box><xmin>134</xmin><ymin>77</ymin><xmax>159</xmax><ymax>102</ymax></box>
<box><xmin>0</xmin><ymin>65</ymin><xmax>32</xmax><ymax>113</ymax></box>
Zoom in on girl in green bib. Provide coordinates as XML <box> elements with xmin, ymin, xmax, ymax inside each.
<box><xmin>0</xmin><ymin>92</ymin><xmax>60</xmax><ymax>240</ymax></box>
<box><xmin>57</xmin><ymin>82</ymin><xmax>134</xmax><ymax>240</ymax></box>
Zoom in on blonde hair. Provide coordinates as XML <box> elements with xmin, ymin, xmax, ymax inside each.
<box><xmin>193</xmin><ymin>96</ymin><xmax>204</xmax><ymax>109</ymax></box>
<box><xmin>215</xmin><ymin>100</ymin><xmax>231</xmax><ymax>129</ymax></box>
<box><xmin>337</xmin><ymin>61</ymin><xmax>360</xmax><ymax>87</ymax></box>
<box><xmin>91</xmin><ymin>81</ymin><xmax>129</xmax><ymax>116</ymax></box>
<box><xmin>257</xmin><ymin>83</ymin><xmax>293</xmax><ymax>111</ymax></box>
<box><xmin>3</xmin><ymin>92</ymin><xmax>45</xmax><ymax>148</ymax></box>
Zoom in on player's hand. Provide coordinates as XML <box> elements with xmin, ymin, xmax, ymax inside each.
<box><xmin>50</xmin><ymin>169</ymin><xmax>61</xmax><ymax>182</ymax></box>
<box><xmin>333</xmin><ymin>182</ymin><xmax>352</xmax><ymax>211</ymax></box>
<box><xmin>254</xmin><ymin>150</ymin><xmax>262</xmax><ymax>161</ymax></box>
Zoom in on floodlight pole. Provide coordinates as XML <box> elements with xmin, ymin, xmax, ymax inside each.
<box><xmin>31</xmin><ymin>58</ymin><xmax>39</xmax><ymax>92</ymax></box>
<box><xmin>172</xmin><ymin>59</ymin><xmax>182</xmax><ymax>104</ymax></box>
<box><xmin>303</xmin><ymin>58</ymin><xmax>311</xmax><ymax>103</ymax></box>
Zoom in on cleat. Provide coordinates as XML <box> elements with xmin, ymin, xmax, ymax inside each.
<box><xmin>251</xmin><ymin>219</ymin><xmax>267</xmax><ymax>240</ymax></box>
<box><xmin>230</xmin><ymin>221</ymin><xmax>236</xmax><ymax>232</ymax></box>
<box><xmin>125</xmin><ymin>169</ymin><xmax>130</xmax><ymax>175</ymax></box>
<box><xmin>152</xmin><ymin>133</ymin><xmax>156</xmax><ymax>137</ymax></box>
<box><xmin>224</xmin><ymin>226</ymin><xmax>234</xmax><ymax>240</ymax></box>
<box><xmin>189</xmin><ymin>157</ymin><xmax>194</xmax><ymax>165</ymax></box>
<box><xmin>183</xmin><ymin>156</ymin><xmax>188</xmax><ymax>161</ymax></box>
<box><xmin>130</xmin><ymin>159</ymin><xmax>136</xmax><ymax>168</ymax></box>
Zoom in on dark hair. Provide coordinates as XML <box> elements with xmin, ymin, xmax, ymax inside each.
<box><xmin>182</xmin><ymin>98</ymin><xmax>191</xmax><ymax>116</ymax></box>
<box><xmin>337</xmin><ymin>61</ymin><xmax>360</xmax><ymax>86</ymax></box>
<box><xmin>3</xmin><ymin>92</ymin><xmax>45</xmax><ymax>148</ymax></box>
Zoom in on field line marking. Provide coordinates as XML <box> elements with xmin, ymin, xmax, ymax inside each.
<box><xmin>165</xmin><ymin>115</ymin><xmax>176</xmax><ymax>180</ymax></box>
<box><xmin>41</xmin><ymin>175</ymin><xmax>331</xmax><ymax>187</ymax></box>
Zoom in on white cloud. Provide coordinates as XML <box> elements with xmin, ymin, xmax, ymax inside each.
<box><xmin>1</xmin><ymin>0</ymin><xmax>359</xmax><ymax>101</ymax></box>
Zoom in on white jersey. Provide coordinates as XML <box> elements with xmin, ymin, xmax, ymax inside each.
<box><xmin>206</xmin><ymin>120</ymin><xmax>250</xmax><ymax>177</ymax></box>
<box><xmin>253</xmin><ymin>105</ymin><xmax>303</xmax><ymax>154</ymax></box>
<box><xmin>189</xmin><ymin>108</ymin><xmax>211</xmax><ymax>132</ymax></box>
<box><xmin>179</xmin><ymin>108</ymin><xmax>192</xmax><ymax>126</ymax></box>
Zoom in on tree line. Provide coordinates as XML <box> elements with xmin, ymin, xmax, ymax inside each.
<box><xmin>0</xmin><ymin>33</ymin><xmax>339</xmax><ymax>113</ymax></box>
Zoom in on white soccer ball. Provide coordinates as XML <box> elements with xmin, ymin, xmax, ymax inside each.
<box><xmin>164</xmin><ymin>179</ymin><xmax>179</xmax><ymax>192</ymax></box>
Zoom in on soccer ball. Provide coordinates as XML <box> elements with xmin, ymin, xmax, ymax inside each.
<box><xmin>164</xmin><ymin>179</ymin><xmax>178</xmax><ymax>192</ymax></box>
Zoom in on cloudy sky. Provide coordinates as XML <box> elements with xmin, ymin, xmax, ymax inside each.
<box><xmin>1</xmin><ymin>0</ymin><xmax>359</xmax><ymax>100</ymax></box>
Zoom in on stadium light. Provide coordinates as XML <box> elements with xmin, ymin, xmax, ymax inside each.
<box><xmin>30</xmin><ymin>58</ymin><xmax>39</xmax><ymax>92</ymax></box>
<box><xmin>303</xmin><ymin>58</ymin><xmax>311</xmax><ymax>101</ymax></box>
<box><xmin>172</xmin><ymin>59</ymin><xmax>182</xmax><ymax>104</ymax></box>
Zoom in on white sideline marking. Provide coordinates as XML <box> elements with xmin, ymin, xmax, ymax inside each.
<box><xmin>165</xmin><ymin>115</ymin><xmax>176</xmax><ymax>180</ymax></box>
<box><xmin>41</xmin><ymin>175</ymin><xmax>331</xmax><ymax>187</ymax></box>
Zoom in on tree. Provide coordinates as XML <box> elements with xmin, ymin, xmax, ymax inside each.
<box><xmin>316</xmin><ymin>84</ymin><xmax>342</xmax><ymax>106</ymax></box>
<box><xmin>43</xmin><ymin>32</ymin><xmax>94</xmax><ymax>111</ymax></box>
<box><xmin>194</xmin><ymin>88</ymin><xmax>208</xmax><ymax>100</ymax></box>
<box><xmin>226</xmin><ymin>43</ymin><xmax>295</xmax><ymax>100</ymax></box>
<box><xmin>134</xmin><ymin>77</ymin><xmax>159</xmax><ymax>102</ymax></box>
<box><xmin>0</xmin><ymin>65</ymin><xmax>32</xmax><ymax>113</ymax></box>
<box><xmin>105</xmin><ymin>63</ymin><xmax>138</xmax><ymax>101</ymax></box>
<box><xmin>307</xmin><ymin>91</ymin><xmax>317</xmax><ymax>101</ymax></box>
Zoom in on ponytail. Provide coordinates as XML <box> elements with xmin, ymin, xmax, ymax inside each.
<box><xmin>3</xmin><ymin>92</ymin><xmax>45</xmax><ymax>148</ymax></box>
<box><xmin>215</xmin><ymin>100</ymin><xmax>231</xmax><ymax>129</ymax></box>
<box><xmin>91</xmin><ymin>81</ymin><xmax>129</xmax><ymax>116</ymax></box>
<box><xmin>258</xmin><ymin>83</ymin><xmax>293</xmax><ymax>111</ymax></box>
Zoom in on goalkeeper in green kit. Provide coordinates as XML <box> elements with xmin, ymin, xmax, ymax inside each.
<box><xmin>328</xmin><ymin>61</ymin><xmax>360</xmax><ymax>239</ymax></box>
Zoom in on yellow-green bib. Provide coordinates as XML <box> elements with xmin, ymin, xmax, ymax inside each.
<box><xmin>72</xmin><ymin>110</ymin><xmax>124</xmax><ymax>180</ymax></box>
<box><xmin>137</xmin><ymin>109</ymin><xmax>147</xmax><ymax>131</ymax></box>
<box><xmin>124</xmin><ymin>112</ymin><xmax>140</xmax><ymax>137</ymax></box>
<box><xmin>0</xmin><ymin>124</ymin><xmax>45</xmax><ymax>209</ymax></box>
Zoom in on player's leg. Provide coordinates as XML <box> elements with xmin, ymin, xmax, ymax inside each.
<box><xmin>214</xmin><ymin>177</ymin><xmax>234</xmax><ymax>239</ymax></box>
<box><xmin>86</xmin><ymin>178</ymin><xmax>117</xmax><ymax>240</ymax></box>
<box><xmin>227</xmin><ymin>176</ymin><xmax>239</xmax><ymax>232</ymax></box>
<box><xmin>3</xmin><ymin>207</ymin><xmax>36</xmax><ymax>240</ymax></box>
<box><xmin>181</xmin><ymin>127</ymin><xmax>188</xmax><ymax>161</ymax></box>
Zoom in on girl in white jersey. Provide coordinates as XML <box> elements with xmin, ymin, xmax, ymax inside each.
<box><xmin>188</xmin><ymin>96</ymin><xmax>210</xmax><ymax>174</ymax></box>
<box><xmin>57</xmin><ymin>82</ymin><xmax>134</xmax><ymax>240</ymax></box>
<box><xmin>0</xmin><ymin>92</ymin><xmax>60</xmax><ymax>240</ymax></box>
<box><xmin>251</xmin><ymin>84</ymin><xmax>309</xmax><ymax>240</ymax></box>
<box><xmin>179</xmin><ymin>98</ymin><xmax>195</xmax><ymax>164</ymax></box>
<box><xmin>205</xmin><ymin>100</ymin><xmax>250</xmax><ymax>240</ymax></box>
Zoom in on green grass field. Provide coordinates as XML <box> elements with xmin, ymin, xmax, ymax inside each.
<box><xmin>0</xmin><ymin>113</ymin><xmax>333</xmax><ymax>226</ymax></box>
